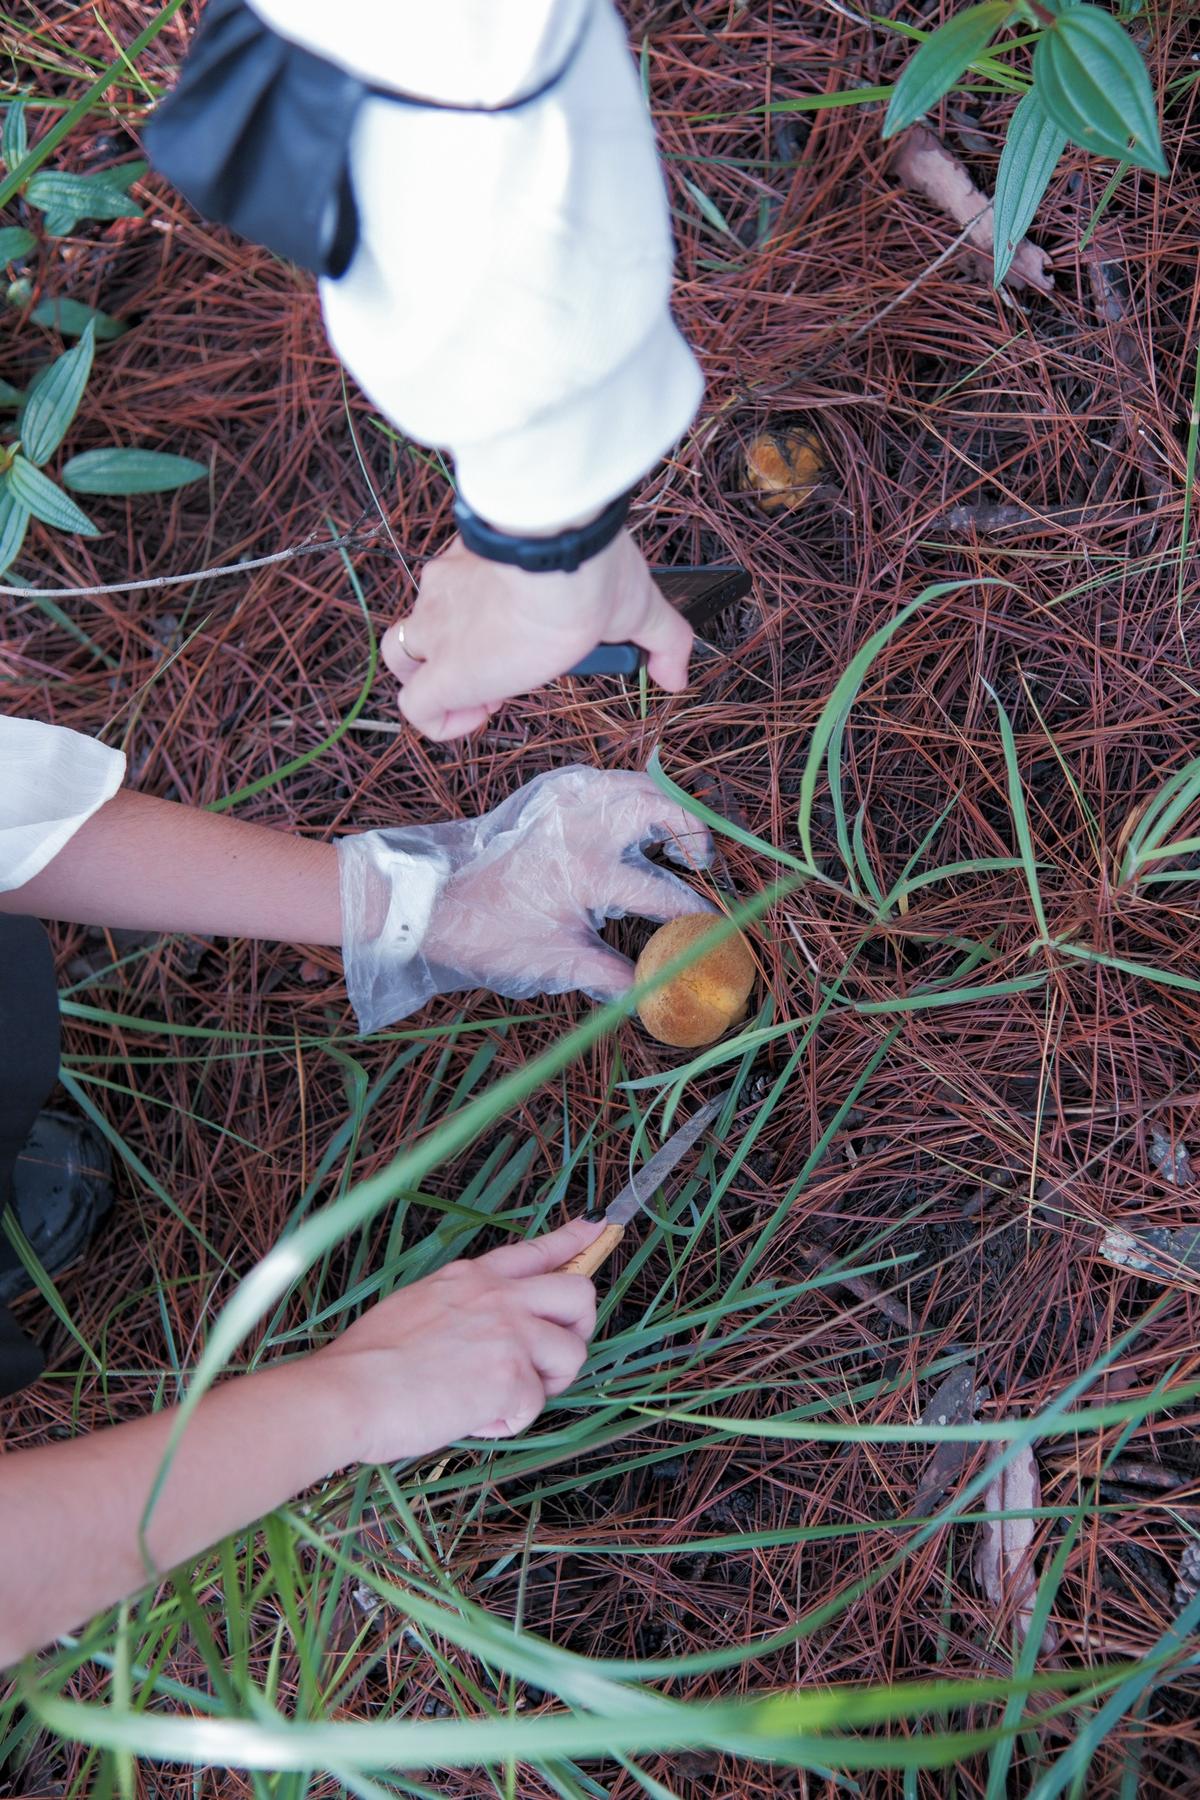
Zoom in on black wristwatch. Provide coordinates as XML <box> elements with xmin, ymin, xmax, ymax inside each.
<box><xmin>454</xmin><ymin>492</ymin><xmax>629</xmax><ymax>575</ymax></box>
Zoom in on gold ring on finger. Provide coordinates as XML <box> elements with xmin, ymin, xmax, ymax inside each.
<box><xmin>395</xmin><ymin>619</ymin><xmax>426</xmax><ymax>663</ymax></box>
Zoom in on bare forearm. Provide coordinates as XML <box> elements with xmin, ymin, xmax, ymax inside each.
<box><xmin>0</xmin><ymin>1360</ymin><xmax>351</xmax><ymax>1664</ymax></box>
<box><xmin>0</xmin><ymin>1220</ymin><xmax>605</xmax><ymax>1663</ymax></box>
<box><xmin>0</xmin><ymin>790</ymin><xmax>342</xmax><ymax>944</ymax></box>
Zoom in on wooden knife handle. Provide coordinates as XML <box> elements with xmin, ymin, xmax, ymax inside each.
<box><xmin>560</xmin><ymin>1220</ymin><xmax>625</xmax><ymax>1277</ymax></box>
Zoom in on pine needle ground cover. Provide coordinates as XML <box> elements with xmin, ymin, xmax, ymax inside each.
<box><xmin>4</xmin><ymin>3</ymin><xmax>1200</xmax><ymax>1794</ymax></box>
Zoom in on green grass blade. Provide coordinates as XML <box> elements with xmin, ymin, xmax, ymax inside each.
<box><xmin>1178</xmin><ymin>331</ymin><xmax>1200</xmax><ymax>645</ymax></box>
<box><xmin>849</xmin><ymin>970</ymin><xmax>1047</xmax><ymax>1013</ymax></box>
<box><xmin>646</xmin><ymin>746</ymin><xmax>810</xmax><ymax>873</ymax></box>
<box><xmin>981</xmin><ymin>677</ymin><xmax>1049</xmax><ymax>942</ymax></box>
<box><xmin>0</xmin><ymin>1208</ymin><xmax>102</xmax><ymax>1371</ymax></box>
<box><xmin>799</xmin><ymin>581</ymin><xmax>1002</xmax><ymax>872</ymax></box>
<box><xmin>23</xmin><ymin>1662</ymin><xmax>1146</xmax><ymax>1775</ymax></box>
<box><xmin>1057</xmin><ymin>941</ymin><xmax>1200</xmax><ymax>996</ymax></box>
<box><xmin>1026</xmin><ymin>1586</ymin><xmax>1200</xmax><ymax>1799</ymax></box>
<box><xmin>133</xmin><ymin>874</ymin><xmax>793</xmax><ymax>1548</ymax></box>
<box><xmin>0</xmin><ymin>0</ymin><xmax>188</xmax><ymax>209</ymax></box>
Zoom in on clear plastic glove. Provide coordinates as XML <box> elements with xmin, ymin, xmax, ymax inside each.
<box><xmin>338</xmin><ymin>766</ymin><xmax>714</xmax><ymax>1033</ymax></box>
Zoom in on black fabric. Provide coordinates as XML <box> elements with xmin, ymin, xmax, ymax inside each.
<box><xmin>0</xmin><ymin>916</ymin><xmax>60</xmax><ymax>1399</ymax></box>
<box><xmin>143</xmin><ymin>0</ymin><xmax>364</xmax><ymax>279</ymax></box>
<box><xmin>145</xmin><ymin>0</ymin><xmax>591</xmax><ymax>281</ymax></box>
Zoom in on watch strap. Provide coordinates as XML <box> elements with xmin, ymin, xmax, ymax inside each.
<box><xmin>454</xmin><ymin>492</ymin><xmax>629</xmax><ymax>574</ymax></box>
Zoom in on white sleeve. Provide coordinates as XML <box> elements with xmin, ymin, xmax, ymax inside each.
<box><xmin>245</xmin><ymin>1</ymin><xmax>703</xmax><ymax>534</ymax></box>
<box><xmin>0</xmin><ymin>717</ymin><xmax>126</xmax><ymax>894</ymax></box>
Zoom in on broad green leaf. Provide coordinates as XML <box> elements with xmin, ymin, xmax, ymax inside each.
<box><xmin>103</xmin><ymin>158</ymin><xmax>148</xmax><ymax>194</ymax></box>
<box><xmin>0</xmin><ymin>225</ymin><xmax>34</xmax><ymax>264</ymax></box>
<box><xmin>0</xmin><ymin>484</ymin><xmax>31</xmax><ymax>575</ymax></box>
<box><xmin>882</xmin><ymin>2</ymin><xmax>1013</xmax><ymax>138</ymax></box>
<box><xmin>993</xmin><ymin>86</ymin><xmax>1067</xmax><ymax>286</ymax></box>
<box><xmin>7</xmin><ymin>455</ymin><xmax>99</xmax><ymax>535</ymax></box>
<box><xmin>2</xmin><ymin>100</ymin><xmax>27</xmax><ymax>175</ymax></box>
<box><xmin>34</xmin><ymin>162</ymin><xmax>149</xmax><ymax>222</ymax></box>
<box><xmin>1033</xmin><ymin>5</ymin><xmax>1166</xmax><ymax>175</ymax></box>
<box><xmin>40</xmin><ymin>209</ymin><xmax>81</xmax><ymax>238</ymax></box>
<box><xmin>15</xmin><ymin>360</ymin><xmax>52</xmax><ymax>432</ymax></box>
<box><xmin>0</xmin><ymin>378</ymin><xmax>22</xmax><ymax>407</ymax></box>
<box><xmin>25</xmin><ymin>295</ymin><xmax>126</xmax><ymax>340</ymax></box>
<box><xmin>19</xmin><ymin>318</ymin><xmax>95</xmax><ymax>465</ymax></box>
<box><xmin>0</xmin><ymin>3</ymin><xmax>185</xmax><ymax>214</ymax></box>
<box><xmin>25</xmin><ymin>168</ymin><xmax>143</xmax><ymax>222</ymax></box>
<box><xmin>61</xmin><ymin>446</ymin><xmax>208</xmax><ymax>495</ymax></box>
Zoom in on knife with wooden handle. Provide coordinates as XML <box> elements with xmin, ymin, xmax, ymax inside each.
<box><xmin>558</xmin><ymin>1091</ymin><xmax>729</xmax><ymax>1277</ymax></box>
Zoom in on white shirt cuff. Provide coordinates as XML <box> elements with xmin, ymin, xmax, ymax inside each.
<box><xmin>0</xmin><ymin>717</ymin><xmax>126</xmax><ymax>893</ymax></box>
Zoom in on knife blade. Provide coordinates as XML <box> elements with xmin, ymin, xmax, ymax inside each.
<box><xmin>559</xmin><ymin>1090</ymin><xmax>730</xmax><ymax>1276</ymax></box>
<box><xmin>566</xmin><ymin>566</ymin><xmax>752</xmax><ymax>678</ymax></box>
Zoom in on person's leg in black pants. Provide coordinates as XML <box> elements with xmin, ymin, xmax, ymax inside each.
<box><xmin>0</xmin><ymin>915</ymin><xmax>61</xmax><ymax>1398</ymax></box>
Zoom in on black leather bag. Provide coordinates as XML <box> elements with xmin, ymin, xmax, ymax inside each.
<box><xmin>144</xmin><ymin>0</ymin><xmax>364</xmax><ymax>278</ymax></box>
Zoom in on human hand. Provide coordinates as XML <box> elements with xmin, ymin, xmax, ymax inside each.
<box><xmin>337</xmin><ymin>765</ymin><xmax>716</xmax><ymax>1032</ymax></box>
<box><xmin>311</xmin><ymin>1218</ymin><xmax>603</xmax><ymax>1463</ymax></box>
<box><xmin>381</xmin><ymin>530</ymin><xmax>694</xmax><ymax>741</ymax></box>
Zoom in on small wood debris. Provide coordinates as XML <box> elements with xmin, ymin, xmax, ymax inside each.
<box><xmin>1046</xmin><ymin>1451</ymin><xmax>1194</xmax><ymax>1495</ymax></box>
<box><xmin>892</xmin><ymin>126</ymin><xmax>1054</xmax><ymax>297</ymax></box>
<box><xmin>353</xmin><ymin>1581</ymin><xmax>383</xmax><ymax>1619</ymax></box>
<box><xmin>1149</xmin><ymin>1125</ymin><xmax>1193</xmax><ymax>1187</ymax></box>
<box><xmin>1174</xmin><ymin>1540</ymin><xmax>1200</xmax><ymax>1611</ymax></box>
<box><xmin>935</xmin><ymin>499</ymin><xmax>1151</xmax><ymax>535</ymax></box>
<box><xmin>974</xmin><ymin>1446</ymin><xmax>1060</xmax><ymax>1653</ymax></box>
<box><xmin>912</xmin><ymin>1363</ymin><xmax>985</xmax><ymax>1517</ymax></box>
<box><xmin>1099</xmin><ymin>1222</ymin><xmax>1200</xmax><ymax>1282</ymax></box>
<box><xmin>744</xmin><ymin>425</ymin><xmax>823</xmax><ymax>514</ymax></box>
<box><xmin>1044</xmin><ymin>1155</ymin><xmax>1200</xmax><ymax>1286</ymax></box>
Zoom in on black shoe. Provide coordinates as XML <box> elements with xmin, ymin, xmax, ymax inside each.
<box><xmin>0</xmin><ymin>1110</ymin><xmax>114</xmax><ymax>1304</ymax></box>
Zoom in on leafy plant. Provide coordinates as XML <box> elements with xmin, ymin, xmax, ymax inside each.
<box><xmin>0</xmin><ymin>224</ymin><xmax>35</xmax><ymax>264</ymax></box>
<box><xmin>0</xmin><ymin>320</ymin><xmax>206</xmax><ymax>578</ymax></box>
<box><xmin>1</xmin><ymin>96</ymin><xmax>146</xmax><ymax>343</ymax></box>
<box><xmin>1117</xmin><ymin>751</ymin><xmax>1200</xmax><ymax>890</ymax></box>
<box><xmin>882</xmin><ymin>1</ymin><xmax>1166</xmax><ymax>285</ymax></box>
<box><xmin>5</xmin><ymin>283</ymin><xmax>127</xmax><ymax>339</ymax></box>
<box><xmin>1</xmin><ymin>98</ymin><xmax>146</xmax><ymax>237</ymax></box>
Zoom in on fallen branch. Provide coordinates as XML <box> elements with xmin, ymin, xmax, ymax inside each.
<box><xmin>893</xmin><ymin>126</ymin><xmax>1054</xmax><ymax>297</ymax></box>
<box><xmin>934</xmin><ymin>499</ymin><xmax>1156</xmax><ymax>535</ymax></box>
<box><xmin>975</xmin><ymin>1446</ymin><xmax>1061</xmax><ymax>1653</ymax></box>
<box><xmin>0</xmin><ymin>520</ymin><xmax>390</xmax><ymax>600</ymax></box>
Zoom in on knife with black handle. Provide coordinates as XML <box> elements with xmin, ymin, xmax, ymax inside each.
<box><xmin>565</xmin><ymin>565</ymin><xmax>752</xmax><ymax>678</ymax></box>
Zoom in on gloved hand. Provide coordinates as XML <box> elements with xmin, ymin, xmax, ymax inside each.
<box><xmin>338</xmin><ymin>766</ymin><xmax>714</xmax><ymax>1033</ymax></box>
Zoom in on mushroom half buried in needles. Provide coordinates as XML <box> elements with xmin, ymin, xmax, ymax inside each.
<box><xmin>635</xmin><ymin>914</ymin><xmax>756</xmax><ymax>1048</ymax></box>
<box><xmin>744</xmin><ymin>425</ymin><xmax>823</xmax><ymax>514</ymax></box>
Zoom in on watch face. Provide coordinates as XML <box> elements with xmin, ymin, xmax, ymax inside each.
<box><xmin>651</xmin><ymin>566</ymin><xmax>752</xmax><ymax>633</ymax></box>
